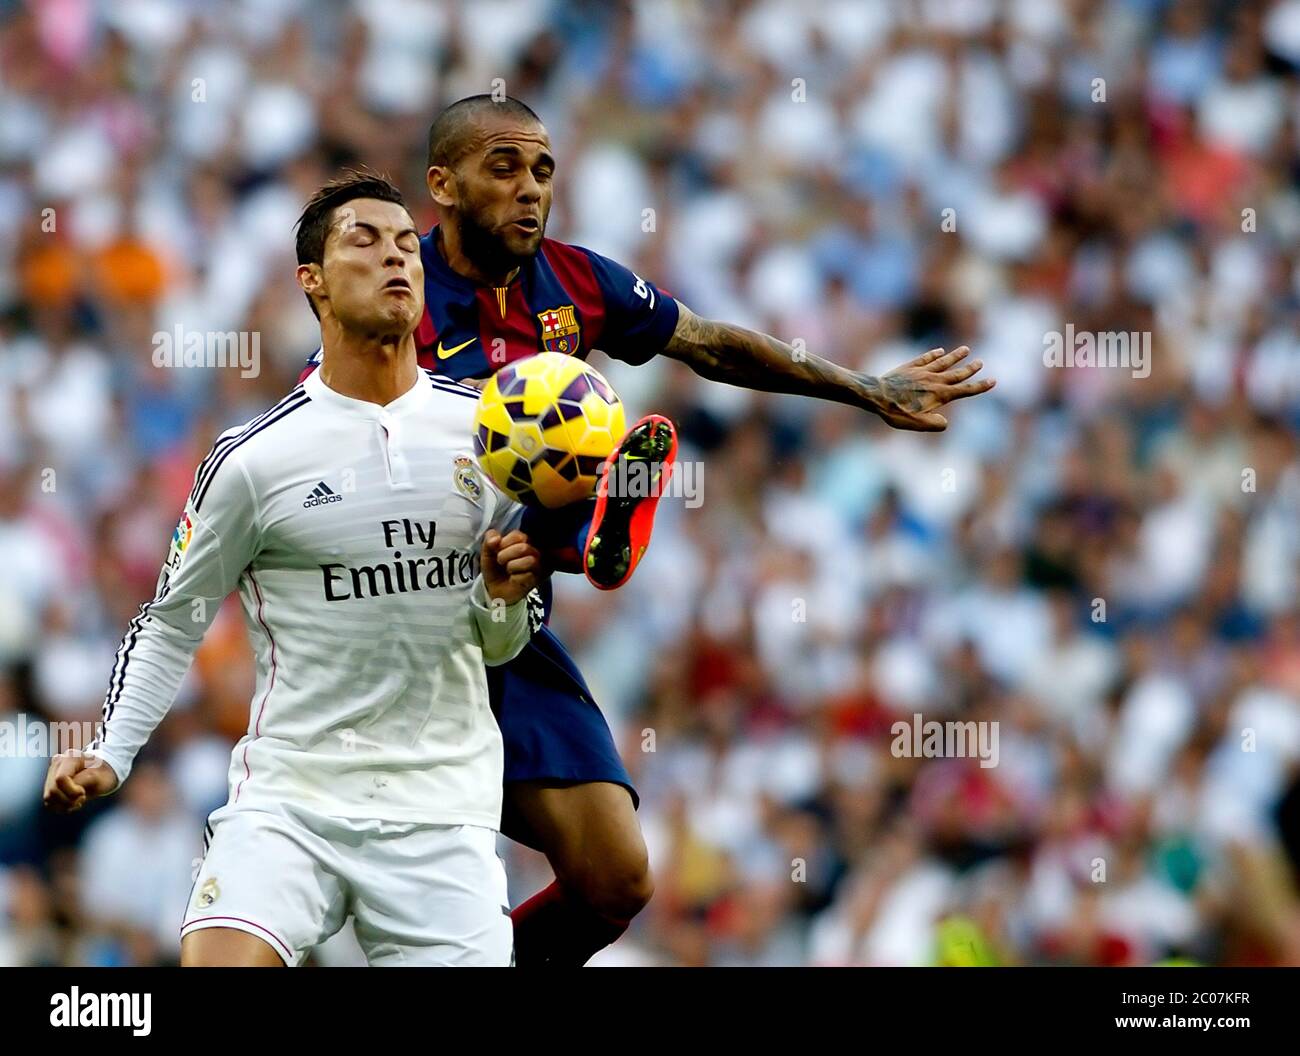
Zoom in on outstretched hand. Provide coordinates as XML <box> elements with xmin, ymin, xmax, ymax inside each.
<box><xmin>866</xmin><ymin>346</ymin><xmax>995</xmax><ymax>432</ymax></box>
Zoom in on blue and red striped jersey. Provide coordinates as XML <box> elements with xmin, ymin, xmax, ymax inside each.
<box><xmin>303</xmin><ymin>229</ymin><xmax>679</xmax><ymax>379</ymax></box>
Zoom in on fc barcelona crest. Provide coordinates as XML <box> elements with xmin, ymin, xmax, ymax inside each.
<box><xmin>538</xmin><ymin>305</ymin><xmax>581</xmax><ymax>354</ymax></box>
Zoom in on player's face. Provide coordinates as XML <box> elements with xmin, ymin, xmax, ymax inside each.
<box><xmin>313</xmin><ymin>198</ymin><xmax>424</xmax><ymax>335</ymax></box>
<box><xmin>432</xmin><ymin>116</ymin><xmax>554</xmax><ymax>271</ymax></box>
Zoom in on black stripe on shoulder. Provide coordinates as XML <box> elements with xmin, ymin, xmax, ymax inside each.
<box><xmin>193</xmin><ymin>394</ymin><xmax>311</xmax><ymax>511</ymax></box>
<box><xmin>190</xmin><ymin>385</ymin><xmax>307</xmax><ymax>505</ymax></box>
<box><xmin>199</xmin><ymin>383</ymin><xmax>304</xmax><ymax>470</ymax></box>
<box><xmin>423</xmin><ymin>371</ymin><xmax>481</xmax><ymax>400</ymax></box>
<box><xmin>423</xmin><ymin>369</ymin><xmax>479</xmax><ymax>390</ymax></box>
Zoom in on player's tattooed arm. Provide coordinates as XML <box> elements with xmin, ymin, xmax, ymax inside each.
<box><xmin>661</xmin><ymin>303</ymin><xmax>995</xmax><ymax>432</ymax></box>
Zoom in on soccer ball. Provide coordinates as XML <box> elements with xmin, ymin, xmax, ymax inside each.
<box><xmin>472</xmin><ymin>353</ymin><xmax>626</xmax><ymax>508</ymax></box>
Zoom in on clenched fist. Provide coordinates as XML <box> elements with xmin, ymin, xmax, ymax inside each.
<box><xmin>43</xmin><ymin>750</ymin><xmax>120</xmax><ymax>813</ymax></box>
<box><xmin>480</xmin><ymin>528</ymin><xmax>541</xmax><ymax>606</ymax></box>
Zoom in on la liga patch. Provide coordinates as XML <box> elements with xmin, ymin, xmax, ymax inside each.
<box><xmin>166</xmin><ymin>511</ymin><xmax>195</xmax><ymax>575</ymax></box>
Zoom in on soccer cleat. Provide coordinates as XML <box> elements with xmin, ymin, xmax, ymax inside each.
<box><xmin>583</xmin><ymin>414</ymin><xmax>678</xmax><ymax>591</ymax></box>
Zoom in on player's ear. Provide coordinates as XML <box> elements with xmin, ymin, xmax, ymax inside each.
<box><xmin>427</xmin><ymin>165</ymin><xmax>456</xmax><ymax>209</ymax></box>
<box><xmin>297</xmin><ymin>262</ymin><xmax>325</xmax><ymax>305</ymax></box>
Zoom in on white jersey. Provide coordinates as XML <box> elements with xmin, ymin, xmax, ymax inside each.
<box><xmin>91</xmin><ymin>367</ymin><xmax>531</xmax><ymax>829</ymax></box>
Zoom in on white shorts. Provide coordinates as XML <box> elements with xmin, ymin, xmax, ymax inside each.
<box><xmin>180</xmin><ymin>804</ymin><xmax>512</xmax><ymax>966</ymax></box>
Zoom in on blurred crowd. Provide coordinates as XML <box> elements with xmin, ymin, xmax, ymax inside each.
<box><xmin>4</xmin><ymin>0</ymin><xmax>1300</xmax><ymax>967</ymax></box>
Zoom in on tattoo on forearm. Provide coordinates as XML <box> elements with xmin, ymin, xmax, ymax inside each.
<box><xmin>664</xmin><ymin>309</ymin><xmax>869</xmax><ymax>408</ymax></box>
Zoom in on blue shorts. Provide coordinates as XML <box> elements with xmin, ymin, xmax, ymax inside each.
<box><xmin>487</xmin><ymin>625</ymin><xmax>638</xmax><ymax>809</ymax></box>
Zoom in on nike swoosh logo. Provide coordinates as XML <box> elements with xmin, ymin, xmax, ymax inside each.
<box><xmin>436</xmin><ymin>337</ymin><xmax>477</xmax><ymax>360</ymax></box>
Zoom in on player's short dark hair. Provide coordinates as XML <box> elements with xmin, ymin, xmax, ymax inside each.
<box><xmin>295</xmin><ymin>169</ymin><xmax>409</xmax><ymax>267</ymax></box>
<box><xmin>426</xmin><ymin>95</ymin><xmax>543</xmax><ymax>170</ymax></box>
<box><xmin>294</xmin><ymin>169</ymin><xmax>411</xmax><ymax>318</ymax></box>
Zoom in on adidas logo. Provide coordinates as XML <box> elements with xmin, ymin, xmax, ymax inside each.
<box><xmin>303</xmin><ymin>482</ymin><xmax>343</xmax><ymax>508</ymax></box>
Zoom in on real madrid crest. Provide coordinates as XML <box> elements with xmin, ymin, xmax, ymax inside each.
<box><xmin>195</xmin><ymin>876</ymin><xmax>220</xmax><ymax>909</ymax></box>
<box><xmin>454</xmin><ymin>455</ymin><xmax>483</xmax><ymax>501</ymax></box>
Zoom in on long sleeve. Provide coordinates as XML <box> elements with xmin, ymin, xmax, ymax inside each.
<box><xmin>467</xmin><ymin>575</ymin><xmax>533</xmax><ymax>666</ymax></box>
<box><xmin>91</xmin><ymin>447</ymin><xmax>260</xmax><ymax>786</ymax></box>
<box><xmin>466</xmin><ymin>486</ymin><xmax>534</xmax><ymax>665</ymax></box>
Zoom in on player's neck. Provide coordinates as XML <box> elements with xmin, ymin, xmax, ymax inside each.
<box><xmin>317</xmin><ymin>329</ymin><xmax>420</xmax><ymax>407</ymax></box>
<box><xmin>436</xmin><ymin>224</ymin><xmax>519</xmax><ymax>288</ymax></box>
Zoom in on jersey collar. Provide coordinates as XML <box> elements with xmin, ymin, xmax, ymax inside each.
<box><xmin>303</xmin><ymin>363</ymin><xmax>432</xmax><ymax>420</ymax></box>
